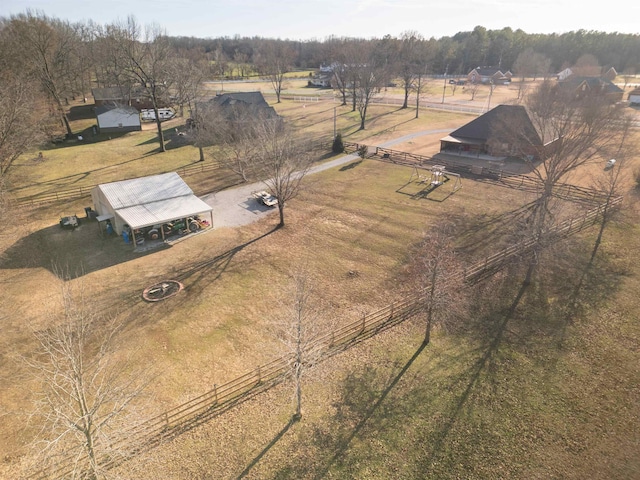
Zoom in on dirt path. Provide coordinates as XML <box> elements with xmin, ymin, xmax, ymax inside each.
<box><xmin>200</xmin><ymin>128</ymin><xmax>452</xmax><ymax>228</ymax></box>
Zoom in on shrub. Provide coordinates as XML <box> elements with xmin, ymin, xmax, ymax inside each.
<box><xmin>332</xmin><ymin>133</ymin><xmax>345</xmax><ymax>154</ymax></box>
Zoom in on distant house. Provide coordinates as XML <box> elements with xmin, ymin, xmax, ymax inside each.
<box><xmin>308</xmin><ymin>73</ymin><xmax>333</xmax><ymax>88</ymax></box>
<box><xmin>439</xmin><ymin>104</ymin><xmax>557</xmax><ymax>160</ymax></box>
<box><xmin>194</xmin><ymin>91</ymin><xmax>278</xmax><ymax>124</ymax></box>
<box><xmin>467</xmin><ymin>66</ymin><xmax>513</xmax><ymax>85</ymax></box>
<box><xmin>602</xmin><ymin>67</ymin><xmax>618</xmax><ymax>81</ymax></box>
<box><xmin>95</xmin><ymin>105</ymin><xmax>141</xmax><ymax>134</ymax></box>
<box><xmin>558</xmin><ymin>66</ymin><xmax>617</xmax><ymax>82</ymax></box>
<box><xmin>91</xmin><ymin>86</ymin><xmax>168</xmax><ymax>111</ymax></box>
<box><xmin>558</xmin><ymin>76</ymin><xmax>624</xmax><ymax>103</ymax></box>
<box><xmin>629</xmin><ymin>87</ymin><xmax>640</xmax><ymax>105</ymax></box>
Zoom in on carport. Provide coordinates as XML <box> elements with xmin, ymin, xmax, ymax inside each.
<box><xmin>91</xmin><ymin>172</ymin><xmax>213</xmax><ymax>248</ymax></box>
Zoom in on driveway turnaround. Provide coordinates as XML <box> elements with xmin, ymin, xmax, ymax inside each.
<box><xmin>200</xmin><ymin>129</ymin><xmax>452</xmax><ymax>228</ymax></box>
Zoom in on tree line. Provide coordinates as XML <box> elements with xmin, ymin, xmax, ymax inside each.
<box><xmin>2</xmin><ymin>11</ymin><xmax>640</xmax><ymax>176</ymax></box>
<box><xmin>170</xmin><ymin>26</ymin><xmax>640</xmax><ymax>77</ymax></box>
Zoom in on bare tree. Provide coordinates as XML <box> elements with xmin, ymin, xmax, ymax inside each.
<box><xmin>192</xmin><ymin>100</ymin><xmax>261</xmax><ymax>178</ymax></box>
<box><xmin>24</xmin><ymin>279</ymin><xmax>149</xmax><ymax>479</ymax></box>
<box><xmin>410</xmin><ymin>226</ymin><xmax>467</xmax><ymax>344</ymax></box>
<box><xmin>233</xmin><ymin>51</ymin><xmax>250</xmax><ymax>78</ymax></box>
<box><xmin>256</xmin><ymin>41</ymin><xmax>296</xmax><ymax>103</ymax></box>
<box><xmin>325</xmin><ymin>37</ymin><xmax>352</xmax><ymax>106</ymax></box>
<box><xmin>352</xmin><ymin>42</ymin><xmax>387</xmax><ymax>130</ymax></box>
<box><xmin>413</xmin><ymin>38</ymin><xmax>435</xmax><ymax>119</ymax></box>
<box><xmin>252</xmin><ymin>119</ymin><xmax>314</xmax><ymax>227</ymax></box>
<box><xmin>273</xmin><ymin>271</ymin><xmax>324</xmax><ymax>420</ymax></box>
<box><xmin>0</xmin><ymin>74</ymin><xmax>49</xmax><ymax>175</ymax></box>
<box><xmin>106</xmin><ymin>17</ymin><xmax>177</xmax><ymax>152</ymax></box>
<box><xmin>69</xmin><ymin>20</ymin><xmax>99</xmax><ymax>103</ymax></box>
<box><xmin>500</xmin><ymin>81</ymin><xmax>629</xmax><ymax>284</ymax></box>
<box><xmin>467</xmin><ymin>82</ymin><xmax>481</xmax><ymax>101</ymax></box>
<box><xmin>3</xmin><ymin>12</ymin><xmax>80</xmax><ymax>137</ymax></box>
<box><xmin>170</xmin><ymin>56</ymin><xmax>208</xmax><ymax>118</ymax></box>
<box><xmin>398</xmin><ymin>31</ymin><xmax>422</xmax><ymax>109</ymax></box>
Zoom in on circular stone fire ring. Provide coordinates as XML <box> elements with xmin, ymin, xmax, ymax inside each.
<box><xmin>142</xmin><ymin>280</ymin><xmax>184</xmax><ymax>302</ymax></box>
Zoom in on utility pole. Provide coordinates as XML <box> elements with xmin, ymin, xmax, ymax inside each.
<box><xmin>441</xmin><ymin>63</ymin><xmax>449</xmax><ymax>104</ymax></box>
<box><xmin>487</xmin><ymin>79</ymin><xmax>495</xmax><ymax>111</ymax></box>
<box><xmin>333</xmin><ymin>106</ymin><xmax>337</xmax><ymax>139</ymax></box>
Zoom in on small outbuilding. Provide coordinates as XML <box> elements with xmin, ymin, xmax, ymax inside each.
<box><xmin>91</xmin><ymin>172</ymin><xmax>213</xmax><ymax>246</ymax></box>
<box><xmin>96</xmin><ymin>105</ymin><xmax>142</xmax><ymax>134</ymax></box>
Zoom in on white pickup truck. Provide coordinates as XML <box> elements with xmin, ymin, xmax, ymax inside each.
<box><xmin>252</xmin><ymin>190</ymin><xmax>278</xmax><ymax>207</ymax></box>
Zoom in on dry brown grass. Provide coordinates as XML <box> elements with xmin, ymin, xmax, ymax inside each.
<box><xmin>2</xmin><ymin>80</ymin><xmax>639</xmax><ymax>479</ymax></box>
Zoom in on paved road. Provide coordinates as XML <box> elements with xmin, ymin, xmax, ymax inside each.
<box><xmin>200</xmin><ymin>129</ymin><xmax>451</xmax><ymax>228</ymax></box>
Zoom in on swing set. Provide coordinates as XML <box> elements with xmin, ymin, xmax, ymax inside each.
<box><xmin>408</xmin><ymin>165</ymin><xmax>462</xmax><ymax>195</ymax></box>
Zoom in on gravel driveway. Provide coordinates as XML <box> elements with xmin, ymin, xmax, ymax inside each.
<box><xmin>200</xmin><ymin>129</ymin><xmax>451</xmax><ymax>228</ymax></box>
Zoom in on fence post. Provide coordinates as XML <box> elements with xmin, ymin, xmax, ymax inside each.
<box><xmin>361</xmin><ymin>313</ymin><xmax>366</xmax><ymax>332</ymax></box>
<box><xmin>257</xmin><ymin>366</ymin><xmax>261</xmax><ymax>383</ymax></box>
<box><xmin>213</xmin><ymin>384</ymin><xmax>217</xmax><ymax>404</ymax></box>
<box><xmin>163</xmin><ymin>412</ymin><xmax>169</xmax><ymax>426</ymax></box>
<box><xmin>390</xmin><ymin>301</ymin><xmax>394</xmax><ymax>318</ymax></box>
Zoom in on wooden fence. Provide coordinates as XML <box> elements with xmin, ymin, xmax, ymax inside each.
<box><xmin>33</xmin><ymin>193</ymin><xmax>621</xmax><ymax>479</ymax></box>
<box><xmin>343</xmin><ymin>141</ymin><xmax>611</xmax><ymax>206</ymax></box>
<box><xmin>15</xmin><ymin>161</ymin><xmax>224</xmax><ymax>207</ymax></box>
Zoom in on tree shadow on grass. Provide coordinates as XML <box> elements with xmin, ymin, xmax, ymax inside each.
<box><xmin>417</xmin><ymin>278</ymin><xmax>530</xmax><ymax>471</ymax></box>
<box><xmin>314</xmin><ymin>341</ymin><xmax>429</xmax><ymax>478</ymax></box>
<box><xmin>339</xmin><ymin>160</ymin><xmax>363</xmax><ymax>171</ymax></box>
<box><xmin>0</xmin><ymin>220</ymin><xmax>158</xmax><ymax>280</ymax></box>
<box><xmin>164</xmin><ymin>226</ymin><xmax>280</xmax><ymax>307</ymax></box>
<box><xmin>236</xmin><ymin>416</ymin><xmax>297</xmax><ymax>479</ymax></box>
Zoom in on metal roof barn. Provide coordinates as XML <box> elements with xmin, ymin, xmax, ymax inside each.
<box><xmin>91</xmin><ymin>172</ymin><xmax>213</xmax><ymax>243</ymax></box>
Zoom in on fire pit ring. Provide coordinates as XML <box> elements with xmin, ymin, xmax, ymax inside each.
<box><xmin>142</xmin><ymin>280</ymin><xmax>184</xmax><ymax>302</ymax></box>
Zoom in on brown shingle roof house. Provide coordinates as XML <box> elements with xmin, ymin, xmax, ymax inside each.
<box><xmin>440</xmin><ymin>104</ymin><xmax>556</xmax><ymax>160</ymax></box>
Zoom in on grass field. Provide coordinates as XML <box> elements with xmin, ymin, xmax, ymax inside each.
<box><xmin>1</xmin><ymin>81</ymin><xmax>639</xmax><ymax>479</ymax></box>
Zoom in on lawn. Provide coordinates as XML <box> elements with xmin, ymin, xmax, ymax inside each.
<box><xmin>112</xmin><ymin>216</ymin><xmax>640</xmax><ymax>479</ymax></box>
<box><xmin>1</xmin><ymin>82</ymin><xmax>639</xmax><ymax>479</ymax></box>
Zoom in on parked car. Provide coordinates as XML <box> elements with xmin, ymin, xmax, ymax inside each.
<box><xmin>606</xmin><ymin>158</ymin><xmax>616</xmax><ymax>168</ymax></box>
<box><xmin>252</xmin><ymin>190</ymin><xmax>278</xmax><ymax>207</ymax></box>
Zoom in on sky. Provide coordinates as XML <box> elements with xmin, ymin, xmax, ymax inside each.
<box><xmin>2</xmin><ymin>0</ymin><xmax>639</xmax><ymax>40</ymax></box>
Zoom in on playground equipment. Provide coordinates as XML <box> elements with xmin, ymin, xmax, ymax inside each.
<box><xmin>409</xmin><ymin>165</ymin><xmax>462</xmax><ymax>195</ymax></box>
